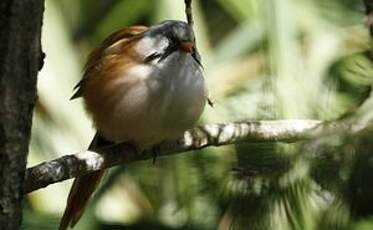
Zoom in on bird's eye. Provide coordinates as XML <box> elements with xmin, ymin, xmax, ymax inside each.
<box><xmin>144</xmin><ymin>52</ymin><xmax>162</xmax><ymax>63</ymax></box>
<box><xmin>158</xmin><ymin>44</ymin><xmax>178</xmax><ymax>62</ymax></box>
<box><xmin>144</xmin><ymin>35</ymin><xmax>177</xmax><ymax>64</ymax></box>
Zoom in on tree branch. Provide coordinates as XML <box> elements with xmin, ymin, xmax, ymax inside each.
<box><xmin>0</xmin><ymin>0</ymin><xmax>44</xmax><ymax>228</ymax></box>
<box><xmin>184</xmin><ymin>0</ymin><xmax>194</xmax><ymax>27</ymax></box>
<box><xmin>24</xmin><ymin>119</ymin><xmax>324</xmax><ymax>194</ymax></box>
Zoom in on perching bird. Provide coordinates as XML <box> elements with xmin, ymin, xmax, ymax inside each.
<box><xmin>59</xmin><ymin>20</ymin><xmax>207</xmax><ymax>229</ymax></box>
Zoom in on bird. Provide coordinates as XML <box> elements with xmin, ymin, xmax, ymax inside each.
<box><xmin>59</xmin><ymin>20</ymin><xmax>207</xmax><ymax>230</ymax></box>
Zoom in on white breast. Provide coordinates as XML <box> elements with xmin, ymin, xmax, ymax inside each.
<box><xmin>97</xmin><ymin>37</ymin><xmax>206</xmax><ymax>147</ymax></box>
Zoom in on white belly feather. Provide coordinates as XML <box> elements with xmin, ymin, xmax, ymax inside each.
<box><xmin>98</xmin><ymin>51</ymin><xmax>206</xmax><ymax>146</ymax></box>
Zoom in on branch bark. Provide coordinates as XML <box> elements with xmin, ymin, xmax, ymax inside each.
<box><xmin>184</xmin><ymin>0</ymin><xmax>194</xmax><ymax>27</ymax></box>
<box><xmin>24</xmin><ymin>120</ymin><xmax>325</xmax><ymax>194</ymax></box>
<box><xmin>0</xmin><ymin>0</ymin><xmax>44</xmax><ymax>229</ymax></box>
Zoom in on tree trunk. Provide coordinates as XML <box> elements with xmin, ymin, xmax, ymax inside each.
<box><xmin>0</xmin><ymin>0</ymin><xmax>44</xmax><ymax>229</ymax></box>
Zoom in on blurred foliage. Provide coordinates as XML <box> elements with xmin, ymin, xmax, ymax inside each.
<box><xmin>23</xmin><ymin>0</ymin><xmax>373</xmax><ymax>229</ymax></box>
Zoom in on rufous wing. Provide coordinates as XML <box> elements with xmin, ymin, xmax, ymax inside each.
<box><xmin>71</xmin><ymin>26</ymin><xmax>148</xmax><ymax>100</ymax></box>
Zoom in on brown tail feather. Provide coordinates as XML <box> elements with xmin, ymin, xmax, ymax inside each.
<box><xmin>59</xmin><ymin>170</ymin><xmax>105</xmax><ymax>230</ymax></box>
<box><xmin>59</xmin><ymin>133</ymin><xmax>109</xmax><ymax>230</ymax></box>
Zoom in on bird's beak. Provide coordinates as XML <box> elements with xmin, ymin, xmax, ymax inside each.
<box><xmin>179</xmin><ymin>42</ymin><xmax>194</xmax><ymax>53</ymax></box>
